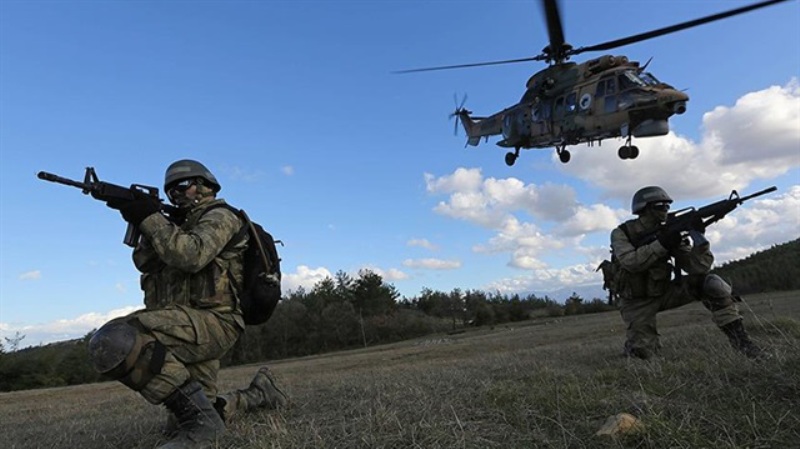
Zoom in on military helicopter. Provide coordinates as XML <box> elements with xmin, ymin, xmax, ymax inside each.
<box><xmin>397</xmin><ymin>0</ymin><xmax>792</xmax><ymax>166</ymax></box>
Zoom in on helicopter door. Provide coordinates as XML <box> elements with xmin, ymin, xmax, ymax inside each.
<box><xmin>530</xmin><ymin>99</ymin><xmax>551</xmax><ymax>139</ymax></box>
<box><xmin>595</xmin><ymin>76</ymin><xmax>618</xmax><ymax>114</ymax></box>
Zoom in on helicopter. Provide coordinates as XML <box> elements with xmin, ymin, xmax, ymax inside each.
<box><xmin>397</xmin><ymin>0</ymin><xmax>793</xmax><ymax>166</ymax></box>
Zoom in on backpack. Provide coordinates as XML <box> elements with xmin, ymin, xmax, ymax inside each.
<box><xmin>206</xmin><ymin>204</ymin><xmax>282</xmax><ymax>325</ymax></box>
<box><xmin>597</xmin><ymin>223</ymin><xmax>633</xmax><ymax>305</ymax></box>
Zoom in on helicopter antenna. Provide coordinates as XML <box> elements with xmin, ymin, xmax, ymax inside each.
<box><xmin>640</xmin><ymin>57</ymin><xmax>653</xmax><ymax>72</ymax></box>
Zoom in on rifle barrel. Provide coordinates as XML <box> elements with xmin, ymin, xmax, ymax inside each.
<box><xmin>739</xmin><ymin>186</ymin><xmax>777</xmax><ymax>202</ymax></box>
<box><xmin>37</xmin><ymin>171</ymin><xmax>89</xmax><ymax>190</ymax></box>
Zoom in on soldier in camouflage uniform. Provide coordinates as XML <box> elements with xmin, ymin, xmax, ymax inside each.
<box><xmin>611</xmin><ymin>186</ymin><xmax>762</xmax><ymax>360</ymax></box>
<box><xmin>87</xmin><ymin>160</ymin><xmax>286</xmax><ymax>449</ymax></box>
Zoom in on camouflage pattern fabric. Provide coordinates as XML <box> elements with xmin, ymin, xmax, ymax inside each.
<box><xmin>611</xmin><ymin>215</ymin><xmax>741</xmax><ymax>356</ymax></box>
<box><xmin>107</xmin><ymin>197</ymin><xmax>247</xmax><ymax>403</ymax></box>
<box><xmin>125</xmin><ymin>306</ymin><xmax>241</xmax><ymax>404</ymax></box>
<box><xmin>134</xmin><ymin>198</ymin><xmax>248</xmax><ymax>312</ymax></box>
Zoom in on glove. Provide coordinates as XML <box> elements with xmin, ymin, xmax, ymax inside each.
<box><xmin>691</xmin><ymin>216</ymin><xmax>706</xmax><ymax>234</ymax></box>
<box><xmin>119</xmin><ymin>196</ymin><xmax>161</xmax><ymax>225</ymax></box>
<box><xmin>656</xmin><ymin>228</ymin><xmax>682</xmax><ymax>250</ymax></box>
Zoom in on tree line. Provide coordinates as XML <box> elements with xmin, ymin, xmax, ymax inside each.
<box><xmin>711</xmin><ymin>238</ymin><xmax>800</xmax><ymax>294</ymax></box>
<box><xmin>2</xmin><ymin>238</ymin><xmax>797</xmax><ymax>392</ymax></box>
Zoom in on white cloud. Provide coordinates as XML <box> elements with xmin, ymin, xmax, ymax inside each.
<box><xmin>18</xmin><ymin>270</ymin><xmax>41</xmax><ymax>281</ymax></box>
<box><xmin>426</xmin><ymin>169</ymin><xmax>579</xmax><ymax>229</ymax></box>
<box><xmin>407</xmin><ymin>238</ymin><xmax>438</xmax><ymax>251</ymax></box>
<box><xmin>402</xmin><ymin>258</ymin><xmax>462</xmax><ymax>270</ymax></box>
<box><xmin>281</xmin><ymin>165</ymin><xmax>295</xmax><ymax>176</ymax></box>
<box><xmin>558</xmin><ymin>204</ymin><xmax>628</xmax><ymax>237</ymax></box>
<box><xmin>485</xmin><ymin>262</ymin><xmax>602</xmax><ymax>295</ymax></box>
<box><xmin>425</xmin><ymin>170</ymin><xmax>612</xmax><ymax>268</ymax></box>
<box><xmin>0</xmin><ymin>305</ymin><xmax>141</xmax><ymax>348</ymax></box>
<box><xmin>282</xmin><ymin>265</ymin><xmax>333</xmax><ymax>293</ymax></box>
<box><xmin>707</xmin><ymin>80</ymin><xmax>800</xmax><ymax>166</ymax></box>
<box><xmin>361</xmin><ymin>265</ymin><xmax>409</xmax><ymax>281</ymax></box>
<box><xmin>424</xmin><ymin>167</ymin><xmax>483</xmax><ymax>194</ymax></box>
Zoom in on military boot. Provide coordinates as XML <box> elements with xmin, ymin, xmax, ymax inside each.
<box><xmin>721</xmin><ymin>320</ymin><xmax>763</xmax><ymax>359</ymax></box>
<box><xmin>158</xmin><ymin>380</ymin><xmax>226</xmax><ymax>449</ymax></box>
<box><xmin>214</xmin><ymin>367</ymin><xmax>288</xmax><ymax>422</ymax></box>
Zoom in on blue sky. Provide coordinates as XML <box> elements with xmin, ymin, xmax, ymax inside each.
<box><xmin>1</xmin><ymin>0</ymin><xmax>798</xmax><ymax>347</ymax></box>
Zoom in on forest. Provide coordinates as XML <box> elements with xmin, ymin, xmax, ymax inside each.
<box><xmin>1</xmin><ymin>238</ymin><xmax>797</xmax><ymax>392</ymax></box>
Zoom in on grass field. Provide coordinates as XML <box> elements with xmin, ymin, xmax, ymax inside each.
<box><xmin>2</xmin><ymin>291</ymin><xmax>798</xmax><ymax>449</ymax></box>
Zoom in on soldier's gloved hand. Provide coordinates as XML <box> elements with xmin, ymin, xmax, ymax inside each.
<box><xmin>656</xmin><ymin>228</ymin><xmax>682</xmax><ymax>250</ymax></box>
<box><xmin>691</xmin><ymin>216</ymin><xmax>706</xmax><ymax>234</ymax></box>
<box><xmin>119</xmin><ymin>197</ymin><xmax>161</xmax><ymax>225</ymax></box>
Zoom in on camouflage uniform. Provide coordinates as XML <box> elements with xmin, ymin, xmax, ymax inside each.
<box><xmin>611</xmin><ymin>213</ymin><xmax>742</xmax><ymax>358</ymax></box>
<box><xmin>121</xmin><ymin>198</ymin><xmax>247</xmax><ymax>404</ymax></box>
<box><xmin>86</xmin><ymin>160</ymin><xmax>290</xmax><ymax>448</ymax></box>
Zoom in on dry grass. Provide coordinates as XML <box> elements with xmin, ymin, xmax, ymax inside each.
<box><xmin>2</xmin><ymin>291</ymin><xmax>798</xmax><ymax>449</ymax></box>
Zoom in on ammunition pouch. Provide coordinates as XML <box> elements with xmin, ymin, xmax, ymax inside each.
<box><xmin>620</xmin><ymin>263</ymin><xmax>671</xmax><ymax>299</ymax></box>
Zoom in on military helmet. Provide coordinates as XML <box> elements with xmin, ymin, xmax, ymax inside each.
<box><xmin>631</xmin><ymin>186</ymin><xmax>672</xmax><ymax>214</ymax></box>
<box><xmin>164</xmin><ymin>159</ymin><xmax>220</xmax><ymax>192</ymax></box>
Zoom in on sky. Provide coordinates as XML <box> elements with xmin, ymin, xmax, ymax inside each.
<box><xmin>1</xmin><ymin>0</ymin><xmax>798</xmax><ymax>348</ymax></box>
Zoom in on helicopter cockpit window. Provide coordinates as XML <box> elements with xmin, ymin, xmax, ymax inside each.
<box><xmin>596</xmin><ymin>77</ymin><xmax>616</xmax><ymax>97</ymax></box>
<box><xmin>620</xmin><ymin>70</ymin><xmax>648</xmax><ymax>90</ymax></box>
<box><xmin>606</xmin><ymin>77</ymin><xmax>616</xmax><ymax>95</ymax></box>
<box><xmin>566</xmin><ymin>93</ymin><xmax>577</xmax><ymax>113</ymax></box>
<box><xmin>639</xmin><ymin>72</ymin><xmax>660</xmax><ymax>86</ymax></box>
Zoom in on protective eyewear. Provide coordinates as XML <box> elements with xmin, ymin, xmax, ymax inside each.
<box><xmin>168</xmin><ymin>179</ymin><xmax>195</xmax><ymax>195</ymax></box>
<box><xmin>650</xmin><ymin>202</ymin><xmax>671</xmax><ymax>211</ymax></box>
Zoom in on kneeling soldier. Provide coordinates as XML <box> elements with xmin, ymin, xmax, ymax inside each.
<box><xmin>611</xmin><ymin>186</ymin><xmax>762</xmax><ymax>360</ymax></box>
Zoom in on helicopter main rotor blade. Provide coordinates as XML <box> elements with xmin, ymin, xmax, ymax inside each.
<box><xmin>571</xmin><ymin>0</ymin><xmax>791</xmax><ymax>56</ymax></box>
<box><xmin>542</xmin><ymin>0</ymin><xmax>566</xmax><ymax>53</ymax></box>
<box><xmin>393</xmin><ymin>55</ymin><xmax>545</xmax><ymax>74</ymax></box>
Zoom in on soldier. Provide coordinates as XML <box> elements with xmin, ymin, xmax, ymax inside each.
<box><xmin>611</xmin><ymin>186</ymin><xmax>762</xmax><ymax>360</ymax></box>
<box><xmin>87</xmin><ymin>159</ymin><xmax>286</xmax><ymax>449</ymax></box>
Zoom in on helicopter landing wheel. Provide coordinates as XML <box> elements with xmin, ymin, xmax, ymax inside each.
<box><xmin>557</xmin><ymin>148</ymin><xmax>571</xmax><ymax>163</ymax></box>
<box><xmin>618</xmin><ymin>145</ymin><xmax>639</xmax><ymax>160</ymax></box>
<box><xmin>505</xmin><ymin>152</ymin><xmax>518</xmax><ymax>166</ymax></box>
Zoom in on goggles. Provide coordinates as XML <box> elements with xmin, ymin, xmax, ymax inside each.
<box><xmin>168</xmin><ymin>179</ymin><xmax>195</xmax><ymax>196</ymax></box>
<box><xmin>650</xmin><ymin>201</ymin><xmax>671</xmax><ymax>211</ymax></box>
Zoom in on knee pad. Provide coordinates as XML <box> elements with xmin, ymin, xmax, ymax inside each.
<box><xmin>701</xmin><ymin>274</ymin><xmax>734</xmax><ymax>311</ymax></box>
<box><xmin>703</xmin><ymin>274</ymin><xmax>732</xmax><ymax>298</ymax></box>
<box><xmin>88</xmin><ymin>320</ymin><xmax>167</xmax><ymax>390</ymax></box>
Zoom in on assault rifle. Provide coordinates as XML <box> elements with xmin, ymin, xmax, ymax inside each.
<box><xmin>631</xmin><ymin>186</ymin><xmax>778</xmax><ymax>248</ymax></box>
<box><xmin>37</xmin><ymin>167</ymin><xmax>179</xmax><ymax>247</ymax></box>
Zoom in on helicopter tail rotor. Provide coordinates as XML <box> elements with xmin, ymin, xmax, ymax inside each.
<box><xmin>449</xmin><ymin>93</ymin><xmax>471</xmax><ymax>136</ymax></box>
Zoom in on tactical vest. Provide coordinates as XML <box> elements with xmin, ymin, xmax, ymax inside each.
<box><xmin>139</xmin><ymin>199</ymin><xmax>246</xmax><ymax>312</ymax></box>
<box><xmin>617</xmin><ymin>218</ymin><xmax>673</xmax><ymax>298</ymax></box>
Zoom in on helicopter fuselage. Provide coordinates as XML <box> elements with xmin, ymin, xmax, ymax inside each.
<box><xmin>457</xmin><ymin>55</ymin><xmax>688</xmax><ymax>161</ymax></box>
